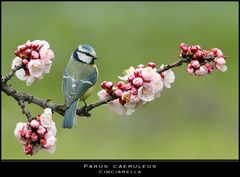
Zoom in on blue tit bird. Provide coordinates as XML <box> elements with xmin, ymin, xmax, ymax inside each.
<box><xmin>62</xmin><ymin>44</ymin><xmax>98</xmax><ymax>128</ymax></box>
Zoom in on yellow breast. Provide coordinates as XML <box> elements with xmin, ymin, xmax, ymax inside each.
<box><xmin>79</xmin><ymin>64</ymin><xmax>98</xmax><ymax>101</ymax></box>
<box><xmin>80</xmin><ymin>86</ymin><xmax>95</xmax><ymax>101</ymax></box>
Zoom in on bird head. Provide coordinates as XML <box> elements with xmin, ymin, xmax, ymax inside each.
<box><xmin>74</xmin><ymin>44</ymin><xmax>98</xmax><ymax>64</ymax></box>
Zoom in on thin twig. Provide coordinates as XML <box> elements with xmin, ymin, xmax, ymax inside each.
<box><xmin>17</xmin><ymin>100</ymin><xmax>32</xmax><ymax>121</ymax></box>
<box><xmin>157</xmin><ymin>58</ymin><xmax>183</xmax><ymax>73</ymax></box>
<box><xmin>1</xmin><ymin>63</ymin><xmax>23</xmax><ymax>83</ymax></box>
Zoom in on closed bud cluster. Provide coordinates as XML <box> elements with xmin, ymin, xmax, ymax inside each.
<box><xmin>179</xmin><ymin>43</ymin><xmax>227</xmax><ymax>76</ymax></box>
<box><xmin>14</xmin><ymin>108</ymin><xmax>57</xmax><ymax>155</ymax></box>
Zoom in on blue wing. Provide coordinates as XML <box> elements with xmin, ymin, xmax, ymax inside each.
<box><xmin>63</xmin><ymin>59</ymin><xmax>97</xmax><ymax>108</ymax></box>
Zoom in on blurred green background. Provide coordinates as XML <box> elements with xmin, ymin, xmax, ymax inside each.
<box><xmin>1</xmin><ymin>2</ymin><xmax>238</xmax><ymax>159</ymax></box>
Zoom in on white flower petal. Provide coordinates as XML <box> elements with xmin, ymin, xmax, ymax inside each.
<box><xmin>141</xmin><ymin>67</ymin><xmax>157</xmax><ymax>81</ymax></box>
<box><xmin>26</xmin><ymin>76</ymin><xmax>35</xmax><ymax>86</ymax></box>
<box><xmin>14</xmin><ymin>122</ymin><xmax>28</xmax><ymax>144</ymax></box>
<box><xmin>138</xmin><ymin>84</ymin><xmax>155</xmax><ymax>102</ymax></box>
<box><xmin>40</xmin><ymin>108</ymin><xmax>54</xmax><ymax>127</ymax></box>
<box><xmin>163</xmin><ymin>80</ymin><xmax>171</xmax><ymax>88</ymax></box>
<box><xmin>44</xmin><ymin>144</ymin><xmax>56</xmax><ymax>154</ymax></box>
<box><xmin>14</xmin><ymin>122</ymin><xmax>25</xmax><ymax>139</ymax></box>
<box><xmin>43</xmin><ymin>60</ymin><xmax>52</xmax><ymax>73</ymax></box>
<box><xmin>217</xmin><ymin>65</ymin><xmax>227</xmax><ymax>72</ymax></box>
<box><xmin>45</xmin><ymin>125</ymin><xmax>57</xmax><ymax>137</ymax></box>
<box><xmin>32</xmin><ymin>145</ymin><xmax>41</xmax><ymax>155</ymax></box>
<box><xmin>15</xmin><ymin>69</ymin><xmax>27</xmax><ymax>81</ymax></box>
<box><xmin>108</xmin><ymin>99</ymin><xmax>126</xmax><ymax>115</ymax></box>
<box><xmin>44</xmin><ymin>136</ymin><xmax>57</xmax><ymax>148</ymax></box>
<box><xmin>165</xmin><ymin>70</ymin><xmax>175</xmax><ymax>83</ymax></box>
<box><xmin>124</xmin><ymin>102</ymin><xmax>136</xmax><ymax>115</ymax></box>
<box><xmin>28</xmin><ymin>59</ymin><xmax>45</xmax><ymax>78</ymax></box>
<box><xmin>97</xmin><ymin>90</ymin><xmax>108</xmax><ymax>101</ymax></box>
<box><xmin>44</xmin><ymin>136</ymin><xmax>57</xmax><ymax>154</ymax></box>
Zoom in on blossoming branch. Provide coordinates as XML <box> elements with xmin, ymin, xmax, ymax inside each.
<box><xmin>1</xmin><ymin>40</ymin><xmax>227</xmax><ymax>155</ymax></box>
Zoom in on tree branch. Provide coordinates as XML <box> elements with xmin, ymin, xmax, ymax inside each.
<box><xmin>1</xmin><ymin>63</ymin><xmax>23</xmax><ymax>83</ymax></box>
<box><xmin>17</xmin><ymin>100</ymin><xmax>32</xmax><ymax>121</ymax></box>
<box><xmin>157</xmin><ymin>58</ymin><xmax>183</xmax><ymax>73</ymax></box>
<box><xmin>1</xmin><ymin>56</ymin><xmax>213</xmax><ymax>119</ymax></box>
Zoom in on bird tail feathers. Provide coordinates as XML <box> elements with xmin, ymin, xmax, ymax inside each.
<box><xmin>63</xmin><ymin>101</ymin><xmax>78</xmax><ymax>128</ymax></box>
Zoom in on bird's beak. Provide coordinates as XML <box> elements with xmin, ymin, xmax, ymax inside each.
<box><xmin>94</xmin><ymin>56</ymin><xmax>98</xmax><ymax>60</ymax></box>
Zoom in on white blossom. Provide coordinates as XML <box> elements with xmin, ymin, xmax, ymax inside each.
<box><xmin>141</xmin><ymin>66</ymin><xmax>157</xmax><ymax>81</ymax></box>
<box><xmin>40</xmin><ymin>108</ymin><xmax>54</xmax><ymax>128</ymax></box>
<box><xmin>138</xmin><ymin>83</ymin><xmax>156</xmax><ymax>102</ymax></box>
<box><xmin>160</xmin><ymin>65</ymin><xmax>175</xmax><ymax>88</ymax></box>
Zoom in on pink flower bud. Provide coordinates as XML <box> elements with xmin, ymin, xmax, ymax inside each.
<box><xmin>25</xmin><ymin>49</ymin><xmax>31</xmax><ymax>56</ymax></box>
<box><xmin>31</xmin><ymin>44</ymin><xmax>39</xmax><ymax>50</ymax></box>
<box><xmin>137</xmin><ymin>64</ymin><xmax>145</xmax><ymax>68</ymax></box>
<box><xmin>180</xmin><ymin>43</ymin><xmax>188</xmax><ymax>53</ymax></box>
<box><xmin>113</xmin><ymin>89</ymin><xmax>123</xmax><ymax>97</ymax></box>
<box><xmin>40</xmin><ymin>138</ymin><xmax>47</xmax><ymax>145</ymax></box>
<box><xmin>214</xmin><ymin>57</ymin><xmax>227</xmax><ymax>72</ymax></box>
<box><xmin>117</xmin><ymin>81</ymin><xmax>125</xmax><ymax>90</ymax></box>
<box><xmin>147</xmin><ymin>62</ymin><xmax>156</xmax><ymax>68</ymax></box>
<box><xmin>131</xmin><ymin>87</ymin><xmax>138</xmax><ymax>95</ymax></box>
<box><xmin>180</xmin><ymin>43</ymin><xmax>187</xmax><ymax>49</ymax></box>
<box><xmin>15</xmin><ymin>50</ymin><xmax>21</xmax><ymax>56</ymax></box>
<box><xmin>214</xmin><ymin>57</ymin><xmax>226</xmax><ymax>65</ymax></box>
<box><xmin>190</xmin><ymin>60</ymin><xmax>200</xmax><ymax>69</ymax></box>
<box><xmin>23</xmin><ymin>144</ymin><xmax>33</xmax><ymax>155</ymax></box>
<box><xmin>25</xmin><ymin>40</ymin><xmax>32</xmax><ymax>48</ymax></box>
<box><xmin>187</xmin><ymin>67</ymin><xmax>194</xmax><ymax>74</ymax></box>
<box><xmin>31</xmin><ymin>133</ymin><xmax>38</xmax><ymax>142</ymax></box>
<box><xmin>19</xmin><ymin>129</ymin><xmax>26</xmax><ymax>138</ymax></box>
<box><xmin>101</xmin><ymin>81</ymin><xmax>108</xmax><ymax>89</ymax></box>
<box><xmin>205</xmin><ymin>63</ymin><xmax>214</xmax><ymax>73</ymax></box>
<box><xmin>125</xmin><ymin>83</ymin><xmax>132</xmax><ymax>90</ymax></box>
<box><xmin>195</xmin><ymin>65</ymin><xmax>208</xmax><ymax>76</ymax></box>
<box><xmin>30</xmin><ymin>119</ymin><xmax>39</xmax><ymax>128</ymax></box>
<box><xmin>132</xmin><ymin>77</ymin><xmax>143</xmax><ymax>87</ymax></box>
<box><xmin>134</xmin><ymin>68</ymin><xmax>142</xmax><ymax>77</ymax></box>
<box><xmin>25</xmin><ymin>129</ymin><xmax>32</xmax><ymax>138</ymax></box>
<box><xmin>195</xmin><ymin>50</ymin><xmax>203</xmax><ymax>59</ymax></box>
<box><xmin>128</xmin><ymin>74</ymin><xmax>135</xmax><ymax>82</ymax></box>
<box><xmin>31</xmin><ymin>51</ymin><xmax>39</xmax><ymax>59</ymax></box>
<box><xmin>187</xmin><ymin>47</ymin><xmax>192</xmax><ymax>55</ymax></box>
<box><xmin>211</xmin><ymin>48</ymin><xmax>223</xmax><ymax>57</ymax></box>
<box><xmin>18</xmin><ymin>44</ymin><xmax>26</xmax><ymax>51</ymax></box>
<box><xmin>202</xmin><ymin>50</ymin><xmax>210</xmax><ymax>57</ymax></box>
<box><xmin>22</xmin><ymin>59</ymin><xmax>29</xmax><ymax>65</ymax></box>
<box><xmin>181</xmin><ymin>46</ymin><xmax>188</xmax><ymax>54</ymax></box>
<box><xmin>37</xmin><ymin>125</ymin><xmax>47</xmax><ymax>135</ymax></box>
<box><xmin>105</xmin><ymin>81</ymin><xmax>113</xmax><ymax>90</ymax></box>
<box><xmin>190</xmin><ymin>45</ymin><xmax>199</xmax><ymax>54</ymax></box>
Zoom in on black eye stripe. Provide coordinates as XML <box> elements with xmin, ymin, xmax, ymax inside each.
<box><xmin>78</xmin><ymin>50</ymin><xmax>94</xmax><ymax>58</ymax></box>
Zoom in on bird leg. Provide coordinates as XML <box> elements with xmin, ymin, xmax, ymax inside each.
<box><xmin>82</xmin><ymin>100</ymin><xmax>91</xmax><ymax>117</ymax></box>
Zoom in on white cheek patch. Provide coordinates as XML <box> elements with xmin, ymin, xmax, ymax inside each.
<box><xmin>77</xmin><ymin>52</ymin><xmax>92</xmax><ymax>64</ymax></box>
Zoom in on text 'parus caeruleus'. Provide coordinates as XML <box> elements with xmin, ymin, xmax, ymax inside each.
<box><xmin>62</xmin><ymin>44</ymin><xmax>98</xmax><ymax>128</ymax></box>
